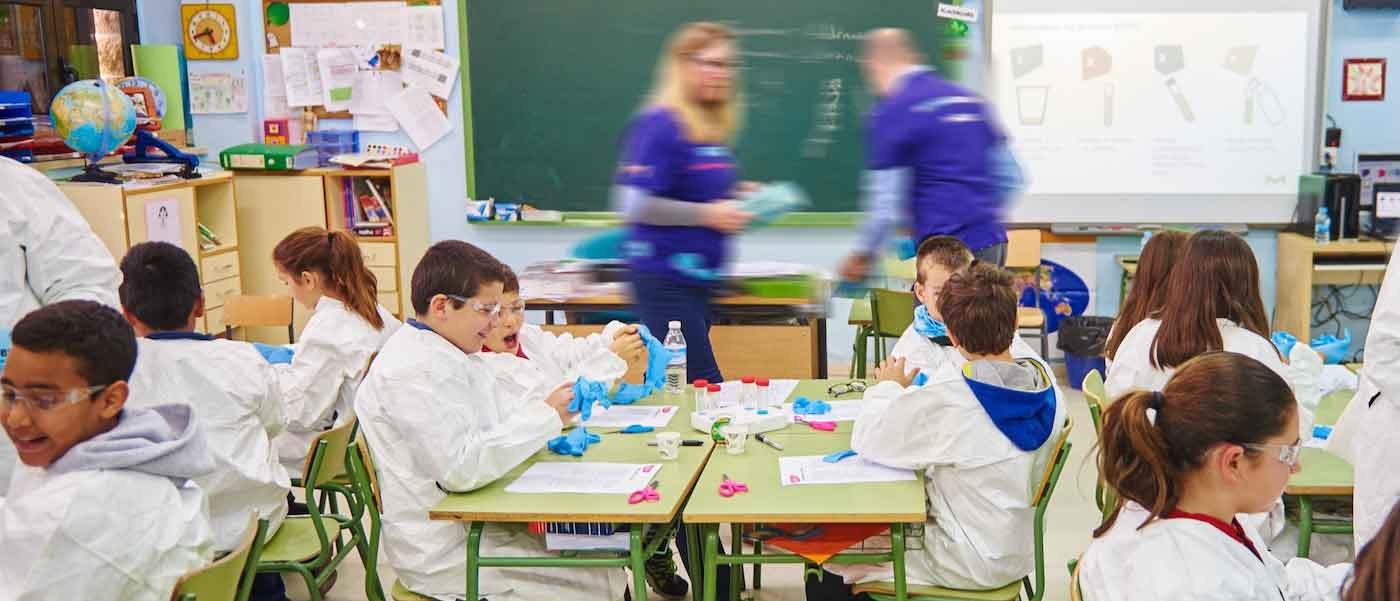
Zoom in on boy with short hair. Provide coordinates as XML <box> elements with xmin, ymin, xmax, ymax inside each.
<box><xmin>355</xmin><ymin>241</ymin><xmax>627</xmax><ymax>601</ymax></box>
<box><xmin>0</xmin><ymin>300</ymin><xmax>215</xmax><ymax>600</ymax></box>
<box><xmin>884</xmin><ymin>235</ymin><xmax>1045</xmax><ymax>382</ymax></box>
<box><xmin>810</xmin><ymin>264</ymin><xmax>1065</xmax><ymax>598</ymax></box>
<box><xmin>119</xmin><ymin>243</ymin><xmax>290</xmax><ymax>560</ymax></box>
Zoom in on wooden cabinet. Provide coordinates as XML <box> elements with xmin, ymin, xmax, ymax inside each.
<box><xmin>59</xmin><ymin>172</ymin><xmax>243</xmax><ymax>336</ymax></box>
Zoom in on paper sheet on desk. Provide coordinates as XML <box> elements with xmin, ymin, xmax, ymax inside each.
<box><xmin>782</xmin><ymin>400</ymin><xmax>863</xmax><ymax>422</ymax></box>
<box><xmin>579</xmin><ymin>405</ymin><xmax>680</xmax><ymax>429</ymax></box>
<box><xmin>779</xmin><ymin>455</ymin><xmax>915</xmax><ymax>486</ymax></box>
<box><xmin>505</xmin><ymin>462</ymin><xmax>661</xmax><ymax>494</ymax></box>
<box><xmin>715</xmin><ymin>379</ymin><xmax>799</xmax><ymax>408</ymax></box>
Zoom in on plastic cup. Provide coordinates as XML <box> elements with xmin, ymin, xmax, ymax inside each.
<box><xmin>722</xmin><ymin>425</ymin><xmax>748</xmax><ymax>455</ymax></box>
<box><xmin>656</xmin><ymin>431</ymin><xmax>681</xmax><ymax>460</ymax></box>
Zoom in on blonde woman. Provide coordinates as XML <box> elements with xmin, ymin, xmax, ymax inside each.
<box><xmin>612</xmin><ymin>22</ymin><xmax>752</xmax><ymax>386</ymax></box>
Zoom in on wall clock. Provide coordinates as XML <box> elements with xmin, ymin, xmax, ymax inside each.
<box><xmin>182</xmin><ymin>4</ymin><xmax>239</xmax><ymax>60</ymax></box>
<box><xmin>1344</xmin><ymin>57</ymin><xmax>1385</xmax><ymax>101</ymax></box>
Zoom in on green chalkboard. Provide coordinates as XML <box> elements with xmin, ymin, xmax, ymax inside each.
<box><xmin>464</xmin><ymin>1</ymin><xmax>959</xmax><ymax>212</ymax></box>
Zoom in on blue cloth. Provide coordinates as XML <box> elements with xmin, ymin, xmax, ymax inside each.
<box><xmin>630</xmin><ymin>272</ymin><xmax>723</xmax><ymax>383</ymax></box>
<box><xmin>406</xmin><ymin>318</ymin><xmax>433</xmax><ymax>331</ymax></box>
<box><xmin>617</xmin><ymin>108</ymin><xmax>737</xmax><ymax>285</ymax></box>
<box><xmin>864</xmin><ymin>69</ymin><xmax>1009</xmax><ymax>253</ymax></box>
<box><xmin>912</xmin><ymin>372</ymin><xmax>929</xmax><ymax>387</ymax></box>
<box><xmin>620</xmin><ymin>424</ymin><xmax>654</xmax><ymax>434</ymax></box>
<box><xmin>961</xmin><ymin>368</ymin><xmax>1058</xmax><ymax>451</ymax></box>
<box><xmin>893</xmin><ymin>237</ymin><xmax>918</xmax><ymax>261</ymax></box>
<box><xmin>547</xmin><ymin>427</ymin><xmax>601</xmax><ymax>457</ymax></box>
<box><xmin>570</xmin><ymin>378</ymin><xmax>611</xmax><ymax>422</ymax></box>
<box><xmin>252</xmin><ymin>342</ymin><xmax>295</xmax><ymax>364</ymax></box>
<box><xmin>792</xmin><ymin>397</ymin><xmax>831</xmax><ymax>416</ymax></box>
<box><xmin>739</xmin><ymin>182</ymin><xmax>809</xmax><ymax>229</ymax></box>
<box><xmin>823</xmin><ymin>449</ymin><xmax>857</xmax><ymax>463</ymax></box>
<box><xmin>913</xmin><ymin>304</ymin><xmax>948</xmax><ymax>339</ymax></box>
<box><xmin>1271</xmin><ymin>331</ymin><xmax>1298</xmax><ymax>357</ymax></box>
<box><xmin>1311</xmin><ymin>330</ymin><xmax>1351</xmax><ymax>365</ymax></box>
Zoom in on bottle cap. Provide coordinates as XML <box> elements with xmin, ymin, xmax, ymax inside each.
<box><xmin>741</xmin><ymin>376</ymin><xmax>756</xmax><ymax>384</ymax></box>
<box><xmin>693</xmin><ymin>379</ymin><xmax>709</xmax><ymax>388</ymax></box>
<box><xmin>708</xmin><ymin>384</ymin><xmax>721</xmax><ymax>392</ymax></box>
<box><xmin>668</xmin><ymin>320</ymin><xmax>682</xmax><ymax>329</ymax></box>
<box><xmin>756</xmin><ymin>378</ymin><xmax>770</xmax><ymax>386</ymax></box>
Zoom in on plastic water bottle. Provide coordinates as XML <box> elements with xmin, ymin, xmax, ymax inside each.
<box><xmin>663</xmin><ymin>321</ymin><xmax>687</xmax><ymax>395</ymax></box>
<box><xmin>1315</xmin><ymin>206</ymin><xmax>1332</xmax><ymax>245</ymax></box>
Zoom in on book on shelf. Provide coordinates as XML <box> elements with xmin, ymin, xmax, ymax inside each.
<box><xmin>197</xmin><ymin>222</ymin><xmax>222</xmax><ymax>251</ymax></box>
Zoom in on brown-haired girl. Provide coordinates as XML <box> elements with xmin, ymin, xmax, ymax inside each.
<box><xmin>1342</xmin><ymin>500</ymin><xmax>1400</xmax><ymax>600</ymax></box>
<box><xmin>270</xmin><ymin>226</ymin><xmax>400</xmax><ymax>473</ymax></box>
<box><xmin>1104</xmin><ymin>230</ymin><xmax>1187</xmax><ymax>361</ymax></box>
<box><xmin>1081</xmin><ymin>352</ymin><xmax>1349</xmax><ymax>601</ymax></box>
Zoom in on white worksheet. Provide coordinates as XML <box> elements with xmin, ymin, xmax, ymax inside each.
<box><xmin>505</xmin><ymin>462</ymin><xmax>661</xmax><ymax>495</ymax></box>
<box><xmin>783</xmin><ymin>399</ymin><xmax>864</xmax><ymax>422</ymax></box>
<box><xmin>778</xmin><ymin>455</ymin><xmax>916</xmax><ymax>486</ymax></box>
<box><xmin>578</xmin><ymin>404</ymin><xmax>680</xmax><ymax>429</ymax></box>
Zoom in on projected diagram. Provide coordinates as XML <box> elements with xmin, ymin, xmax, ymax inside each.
<box><xmin>1011</xmin><ymin>44</ymin><xmax>1047</xmax><ymax>125</ymax></box>
<box><xmin>1082</xmin><ymin>46</ymin><xmax>1114</xmax><ymax>126</ymax></box>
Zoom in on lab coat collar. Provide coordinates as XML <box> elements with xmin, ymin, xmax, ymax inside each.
<box><xmin>406</xmin><ymin>318</ymin><xmax>433</xmax><ymax>331</ymax></box>
<box><xmin>1165</xmin><ymin>509</ymin><xmax>1262</xmax><ymax>561</ymax></box>
<box><xmin>145</xmin><ymin>331</ymin><xmax>214</xmax><ymax>342</ymax></box>
<box><xmin>314</xmin><ymin>296</ymin><xmax>345</xmax><ymax>313</ymax></box>
<box><xmin>960</xmin><ymin>359</ymin><xmax>1057</xmax><ymax>451</ymax></box>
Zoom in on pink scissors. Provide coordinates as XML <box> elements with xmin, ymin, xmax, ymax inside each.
<box><xmin>718</xmin><ymin>474</ymin><xmax>749</xmax><ymax>498</ymax></box>
<box><xmin>628</xmin><ymin>480</ymin><xmax>660</xmax><ymax>504</ymax></box>
<box><xmin>795</xmin><ymin>416</ymin><xmax>837</xmax><ymax>431</ymax></box>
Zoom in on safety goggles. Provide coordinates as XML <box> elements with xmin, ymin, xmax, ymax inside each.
<box><xmin>444</xmin><ymin>294</ymin><xmax>503</xmax><ymax>319</ymax></box>
<box><xmin>1240</xmin><ymin>442</ymin><xmax>1303</xmax><ymax>468</ymax></box>
<box><xmin>827</xmin><ymin>380</ymin><xmax>868</xmax><ymax>397</ymax></box>
<box><xmin>1</xmin><ymin>384</ymin><xmax>108</xmax><ymax>413</ymax></box>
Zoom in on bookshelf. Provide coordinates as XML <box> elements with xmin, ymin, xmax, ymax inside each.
<box><xmin>57</xmin><ymin>172</ymin><xmax>244</xmax><ymax>335</ymax></box>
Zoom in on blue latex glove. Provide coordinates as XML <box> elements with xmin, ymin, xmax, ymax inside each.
<box><xmin>892</xmin><ymin>237</ymin><xmax>917</xmax><ymax>261</ymax></box>
<box><xmin>547</xmin><ymin>427</ymin><xmax>601</xmax><ymax>457</ymax></box>
<box><xmin>913</xmin><ymin>305</ymin><xmax>948</xmax><ymax>339</ymax></box>
<box><xmin>570</xmin><ymin>378</ymin><xmax>611</xmax><ymax>421</ymax></box>
<box><xmin>1311</xmin><ymin>329</ymin><xmax>1352</xmax><ymax>365</ymax></box>
<box><xmin>252</xmin><ymin>342</ymin><xmax>295</xmax><ymax>364</ymax></box>
<box><xmin>608</xmin><ymin>325</ymin><xmax>670</xmax><ymax>406</ymax></box>
<box><xmin>620</xmin><ymin>424</ymin><xmax>654</xmax><ymax>434</ymax></box>
<box><xmin>792</xmin><ymin>397</ymin><xmax>831</xmax><ymax>416</ymax></box>
<box><xmin>912</xmin><ymin>372</ymin><xmax>929</xmax><ymax>387</ymax></box>
<box><xmin>823</xmin><ymin>449</ymin><xmax>857</xmax><ymax>463</ymax></box>
<box><xmin>0</xmin><ymin>328</ymin><xmax>10</xmax><ymax>370</ymax></box>
<box><xmin>1271</xmin><ymin>331</ymin><xmax>1298</xmax><ymax>358</ymax></box>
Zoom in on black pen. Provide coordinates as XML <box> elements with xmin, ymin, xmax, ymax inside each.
<box><xmin>754</xmin><ymin>433</ymin><xmax>783</xmax><ymax>451</ymax></box>
<box><xmin>647</xmin><ymin>439</ymin><xmax>706</xmax><ymax>447</ymax></box>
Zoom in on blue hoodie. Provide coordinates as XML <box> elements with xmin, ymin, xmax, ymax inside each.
<box><xmin>48</xmin><ymin>403</ymin><xmax>216</xmax><ymax>485</ymax></box>
<box><xmin>960</xmin><ymin>359</ymin><xmax>1058</xmax><ymax>451</ymax></box>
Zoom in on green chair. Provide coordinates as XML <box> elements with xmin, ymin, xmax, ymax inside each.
<box><xmin>346</xmin><ymin>435</ymin><xmax>442</xmax><ymax>601</ymax></box>
<box><xmin>849</xmin><ymin>298</ymin><xmax>874</xmax><ymax>379</ymax></box>
<box><xmin>854</xmin><ymin>417</ymin><xmax>1076</xmax><ymax>601</ymax></box>
<box><xmin>869</xmin><ymin>288</ymin><xmax>916</xmax><ymax>366</ymax></box>
<box><xmin>257</xmin><ymin>419</ymin><xmax>365</xmax><ymax>601</ymax></box>
<box><xmin>1080</xmin><ymin>369</ymin><xmax>1114</xmax><ymax>519</ymax></box>
<box><xmin>172</xmin><ymin>515</ymin><xmax>267</xmax><ymax>601</ymax></box>
<box><xmin>1067</xmin><ymin>556</ymin><xmax>1083</xmax><ymax>601</ymax></box>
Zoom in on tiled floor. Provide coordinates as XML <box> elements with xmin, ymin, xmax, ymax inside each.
<box><xmin>296</xmin><ymin>388</ymin><xmax>1107</xmax><ymax>601</ymax></box>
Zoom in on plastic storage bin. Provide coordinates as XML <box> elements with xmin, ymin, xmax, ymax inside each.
<box><xmin>306</xmin><ymin>129</ymin><xmax>359</xmax><ymax>166</ymax></box>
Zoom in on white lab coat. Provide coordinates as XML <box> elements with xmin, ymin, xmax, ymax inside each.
<box><xmin>354</xmin><ymin>324</ymin><xmax>628</xmax><ymax>601</ymax></box>
<box><xmin>273</xmin><ymin>298</ymin><xmax>400</xmax><ymax>475</ymax></box>
<box><xmin>888</xmin><ymin>325</ymin><xmax>1053</xmax><ymax>388</ymax></box>
<box><xmin>127</xmin><ymin>336</ymin><xmax>291</xmax><ymax>551</ymax></box>
<box><xmin>1080</xmin><ymin>501</ymin><xmax>1349</xmax><ymax>601</ymax></box>
<box><xmin>0</xmin><ymin>157</ymin><xmax>121</xmax><ymax>496</ymax></box>
<box><xmin>1330</xmin><ymin>250</ymin><xmax>1400</xmax><ymax>548</ymax></box>
<box><xmin>843</xmin><ymin>359</ymin><xmax>1066</xmax><ymax>589</ymax></box>
<box><xmin>1104</xmin><ymin>317</ymin><xmax>1290</xmax><ymax>540</ymax></box>
<box><xmin>516</xmin><ymin>321</ymin><xmax>631</xmax><ymax>386</ymax></box>
<box><xmin>0</xmin><ymin>466</ymin><xmax>213</xmax><ymax>600</ymax></box>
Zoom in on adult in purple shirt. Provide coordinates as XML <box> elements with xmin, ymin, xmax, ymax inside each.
<box><xmin>839</xmin><ymin>29</ymin><xmax>1011</xmax><ymax>283</ymax></box>
<box><xmin>611</xmin><ymin>22</ymin><xmax>753</xmax><ymax>385</ymax></box>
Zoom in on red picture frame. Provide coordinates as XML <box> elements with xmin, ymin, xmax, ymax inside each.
<box><xmin>1344</xmin><ymin>58</ymin><xmax>1387</xmax><ymax>101</ymax></box>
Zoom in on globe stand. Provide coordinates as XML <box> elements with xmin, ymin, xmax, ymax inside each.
<box><xmin>68</xmin><ymin>161</ymin><xmax>122</xmax><ymax>184</ymax></box>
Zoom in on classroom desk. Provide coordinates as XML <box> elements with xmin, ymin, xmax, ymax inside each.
<box><xmin>428</xmin><ymin>435</ymin><xmax>714</xmax><ymax>601</ymax></box>
<box><xmin>683</xmin><ymin>432</ymin><xmax>926</xmax><ymax>601</ymax></box>
<box><xmin>1275</xmin><ymin>233</ymin><xmax>1392</xmax><ymax>341</ymax></box>
<box><xmin>1285</xmin><ymin>388</ymin><xmax>1355</xmax><ymax>558</ymax></box>
<box><xmin>531</xmin><ymin>294</ymin><xmax>829</xmax><ymax>379</ymax></box>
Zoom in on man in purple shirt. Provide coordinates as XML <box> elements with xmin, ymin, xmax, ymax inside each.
<box><xmin>840</xmin><ymin>29</ymin><xmax>1011</xmax><ymax>282</ymax></box>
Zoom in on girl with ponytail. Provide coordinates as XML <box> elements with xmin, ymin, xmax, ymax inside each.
<box><xmin>269</xmin><ymin>226</ymin><xmax>401</xmax><ymax>474</ymax></box>
<box><xmin>1080</xmin><ymin>352</ymin><xmax>1349</xmax><ymax>601</ymax></box>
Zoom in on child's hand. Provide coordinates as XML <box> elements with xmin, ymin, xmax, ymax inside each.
<box><xmin>875</xmin><ymin>357</ymin><xmax>919</xmax><ymax>388</ymax></box>
<box><xmin>609</xmin><ymin>327</ymin><xmax>645</xmax><ymax>362</ymax></box>
<box><xmin>545</xmin><ymin>383</ymin><xmax>576</xmax><ymax>422</ymax></box>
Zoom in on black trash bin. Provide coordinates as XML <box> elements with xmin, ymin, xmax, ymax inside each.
<box><xmin>1057</xmin><ymin>316</ymin><xmax>1115</xmax><ymax>389</ymax></box>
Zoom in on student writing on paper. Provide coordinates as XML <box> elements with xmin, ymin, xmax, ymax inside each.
<box><xmin>883</xmin><ymin>236</ymin><xmax>1049</xmax><ymax>385</ymax></box>
<box><xmin>269</xmin><ymin>227</ymin><xmax>400</xmax><ymax>479</ymax></box>
<box><xmin>354</xmin><ymin>241</ymin><xmax>627</xmax><ymax>601</ymax></box>
<box><xmin>809</xmin><ymin>264</ymin><xmax>1065</xmax><ymax>598</ymax></box>
<box><xmin>1080</xmin><ymin>352</ymin><xmax>1349</xmax><ymax>601</ymax></box>
<box><xmin>0</xmin><ymin>301</ymin><xmax>214</xmax><ymax>600</ymax></box>
<box><xmin>1103</xmin><ymin>231</ymin><xmax>1188</xmax><ymax>362</ymax></box>
<box><xmin>118</xmin><ymin>242</ymin><xmax>290</xmax><ymax>601</ymax></box>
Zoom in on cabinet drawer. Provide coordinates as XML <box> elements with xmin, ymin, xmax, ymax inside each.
<box><xmin>359</xmin><ymin>242</ymin><xmax>396</xmax><ymax>267</ymax></box>
<box><xmin>200</xmin><ymin>251</ymin><xmax>240</xmax><ymax>284</ymax></box>
<box><xmin>378</xmin><ymin>291</ymin><xmax>400</xmax><ymax>316</ymax></box>
<box><xmin>203</xmin><ymin>276</ymin><xmax>242</xmax><ymax>310</ymax></box>
<box><xmin>370</xmin><ymin>265</ymin><xmax>397</xmax><ymax>292</ymax></box>
<box><xmin>204</xmin><ymin>306</ymin><xmax>226</xmax><ymax>335</ymax></box>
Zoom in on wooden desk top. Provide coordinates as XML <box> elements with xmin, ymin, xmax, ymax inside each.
<box><xmin>1285</xmin><ymin>389</ymin><xmax>1354</xmax><ymax>496</ymax></box>
<box><xmin>525</xmin><ymin>294</ymin><xmax>815</xmax><ymax>308</ymax></box>
<box><xmin>1278</xmin><ymin>232</ymin><xmax>1394</xmax><ymax>256</ymax></box>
